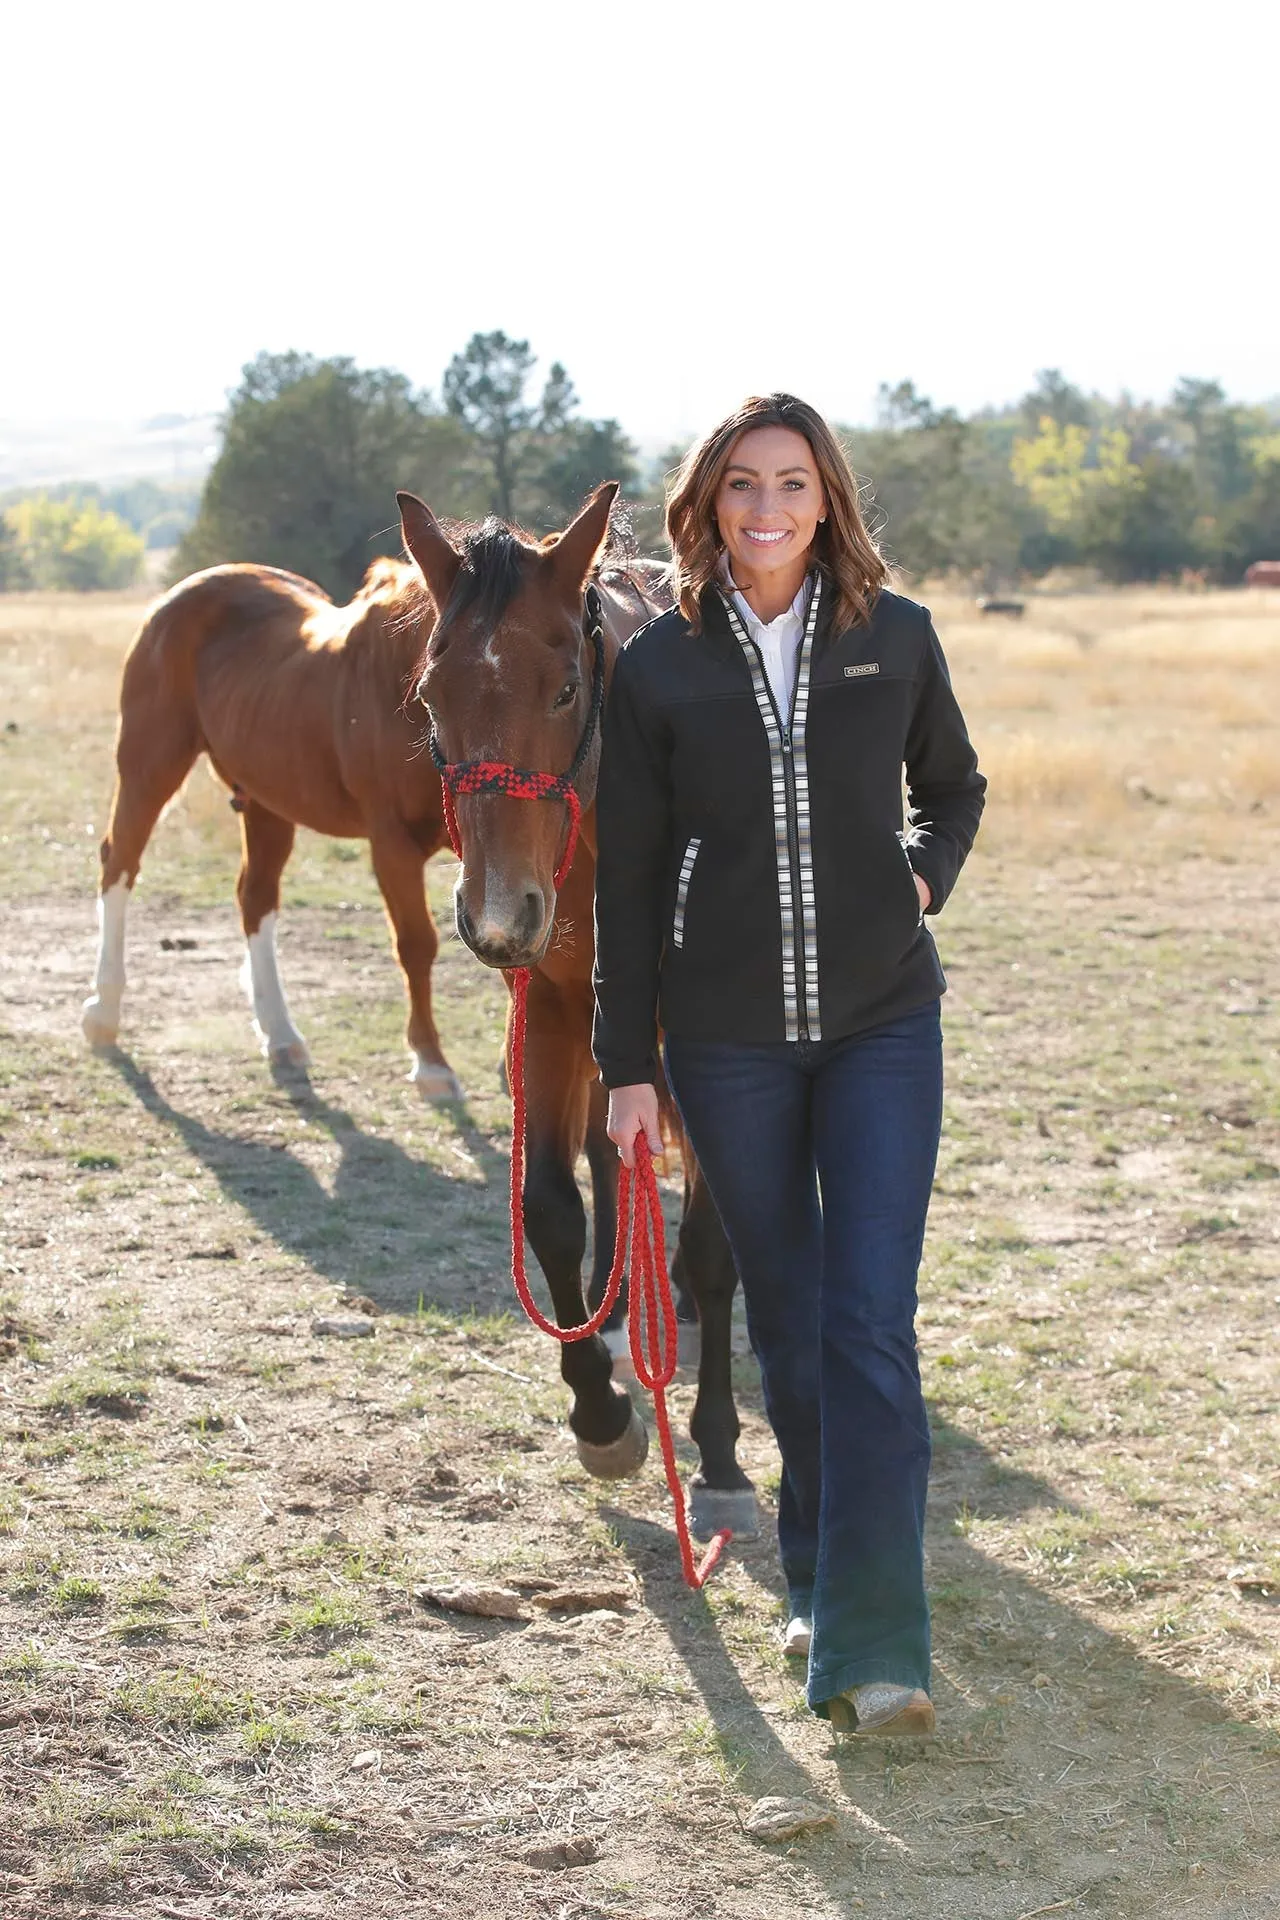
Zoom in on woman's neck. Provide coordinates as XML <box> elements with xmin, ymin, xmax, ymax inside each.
<box><xmin>727</xmin><ymin>553</ymin><xmax>810</xmax><ymax>624</ymax></box>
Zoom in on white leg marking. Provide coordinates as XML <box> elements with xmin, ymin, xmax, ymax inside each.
<box><xmin>82</xmin><ymin>878</ymin><xmax>129</xmax><ymax>1045</ymax></box>
<box><xmin>240</xmin><ymin>911</ymin><xmax>309</xmax><ymax>1064</ymax></box>
<box><xmin>409</xmin><ymin>1052</ymin><xmax>464</xmax><ymax>1101</ymax></box>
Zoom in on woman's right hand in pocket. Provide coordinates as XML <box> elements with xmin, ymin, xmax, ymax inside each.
<box><xmin>606</xmin><ymin>1083</ymin><xmax>663</xmax><ymax>1169</ymax></box>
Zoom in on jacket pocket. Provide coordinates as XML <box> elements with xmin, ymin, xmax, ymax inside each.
<box><xmin>896</xmin><ymin>834</ymin><xmax>924</xmax><ymax>926</ymax></box>
<box><xmin>672</xmin><ymin>836</ymin><xmax>702</xmax><ymax>950</ymax></box>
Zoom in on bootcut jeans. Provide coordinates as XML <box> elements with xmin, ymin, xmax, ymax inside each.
<box><xmin>664</xmin><ymin>998</ymin><xmax>943</xmax><ymax>1713</ymax></box>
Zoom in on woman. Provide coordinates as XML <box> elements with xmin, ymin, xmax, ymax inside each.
<box><xmin>591</xmin><ymin>393</ymin><xmax>985</xmax><ymax>1735</ymax></box>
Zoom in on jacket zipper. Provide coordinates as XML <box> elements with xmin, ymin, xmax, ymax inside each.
<box><xmin>718</xmin><ymin>575</ymin><xmax>823</xmax><ymax>1045</ymax></box>
<box><xmin>779</xmin><ymin>699</ymin><xmax>808</xmax><ymax>1042</ymax></box>
<box><xmin>748</xmin><ymin>647</ymin><xmax>809</xmax><ymax>1042</ymax></box>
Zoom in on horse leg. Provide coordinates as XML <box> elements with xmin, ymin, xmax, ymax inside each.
<box><xmin>676</xmin><ymin>1163</ymin><xmax>761</xmax><ymax>1541</ymax></box>
<box><xmin>236</xmin><ymin>801</ymin><xmax>308</xmax><ymax>1066</ymax></box>
<box><xmin>517</xmin><ymin>979</ymin><xmax>646</xmax><ymax>1478</ymax></box>
<box><xmin>583</xmin><ymin>1078</ymin><xmax>627</xmax><ymax>1372</ymax></box>
<box><xmin>369</xmin><ymin>824</ymin><xmax>462</xmax><ymax>1100</ymax></box>
<box><xmin>83</xmin><ymin>703</ymin><xmax>199</xmax><ymax>1046</ymax></box>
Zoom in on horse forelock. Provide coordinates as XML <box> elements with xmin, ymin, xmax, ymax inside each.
<box><xmin>442</xmin><ymin>520</ymin><xmax>539</xmax><ymax>638</ymax></box>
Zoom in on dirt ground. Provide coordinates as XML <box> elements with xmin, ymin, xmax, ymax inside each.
<box><xmin>1</xmin><ymin>587</ymin><xmax>1278</xmax><ymax>1920</ymax></box>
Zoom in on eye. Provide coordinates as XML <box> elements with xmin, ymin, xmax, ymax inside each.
<box><xmin>728</xmin><ymin>478</ymin><xmax>754</xmax><ymax>491</ymax></box>
<box><xmin>553</xmin><ymin>681</ymin><xmax>580</xmax><ymax>711</ymax></box>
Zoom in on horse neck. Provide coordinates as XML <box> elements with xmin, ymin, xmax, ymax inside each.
<box><xmin>596</xmin><ymin>570</ymin><xmax>666</xmax><ymax>688</ymax></box>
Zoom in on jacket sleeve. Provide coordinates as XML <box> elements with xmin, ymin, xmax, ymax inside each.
<box><xmin>591</xmin><ymin>643</ymin><xmax>672</xmax><ymax>1088</ymax></box>
<box><xmin>902</xmin><ymin>612</ymin><xmax>986</xmax><ymax>913</ymax></box>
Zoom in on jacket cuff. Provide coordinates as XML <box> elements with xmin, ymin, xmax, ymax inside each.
<box><xmin>596</xmin><ymin>1054</ymin><xmax>658</xmax><ymax>1091</ymax></box>
<box><xmin>906</xmin><ymin>846</ymin><xmax>949</xmax><ymax>915</ymax></box>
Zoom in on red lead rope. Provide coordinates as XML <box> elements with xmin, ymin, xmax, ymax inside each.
<box><xmin>507</xmin><ymin>967</ymin><xmax>730</xmax><ymax>1589</ymax></box>
<box><xmin>436</xmin><ymin>734</ymin><xmax>729</xmax><ymax>1587</ymax></box>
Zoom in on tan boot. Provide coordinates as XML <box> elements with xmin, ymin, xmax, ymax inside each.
<box><xmin>782</xmin><ymin>1616</ymin><xmax>812</xmax><ymax>1659</ymax></box>
<box><xmin>826</xmin><ymin>1684</ymin><xmax>935</xmax><ymax>1736</ymax></box>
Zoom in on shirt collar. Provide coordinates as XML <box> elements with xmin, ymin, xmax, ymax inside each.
<box><xmin>718</xmin><ymin>552</ymin><xmax>814</xmax><ymax>631</ymax></box>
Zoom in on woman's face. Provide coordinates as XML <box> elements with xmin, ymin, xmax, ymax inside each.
<box><xmin>714</xmin><ymin>425</ymin><xmax>826</xmax><ymax>580</ymax></box>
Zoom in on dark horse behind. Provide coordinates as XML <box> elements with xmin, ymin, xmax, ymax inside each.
<box><xmin>396</xmin><ymin>483</ymin><xmax>759</xmax><ymax>1538</ymax></box>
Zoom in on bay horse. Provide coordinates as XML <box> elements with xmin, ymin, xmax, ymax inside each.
<box><xmin>83</xmin><ymin>559</ymin><xmax>462</xmax><ymax>1096</ymax></box>
<box><xmin>397</xmin><ymin>483</ymin><xmax>759</xmax><ymax>1528</ymax></box>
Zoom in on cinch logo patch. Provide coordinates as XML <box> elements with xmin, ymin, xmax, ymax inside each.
<box><xmin>844</xmin><ymin>662</ymin><xmax>880</xmax><ymax>677</ymax></box>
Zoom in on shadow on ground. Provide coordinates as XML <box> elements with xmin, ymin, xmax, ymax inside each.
<box><xmin>104</xmin><ymin>1048</ymin><xmax>512</xmax><ymax>1316</ymax></box>
<box><xmin>605</xmin><ymin>1423</ymin><xmax>1278</xmax><ymax>1917</ymax></box>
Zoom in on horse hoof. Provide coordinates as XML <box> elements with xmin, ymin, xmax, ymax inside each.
<box><xmin>269</xmin><ymin>1039</ymin><xmax>310</xmax><ymax>1069</ymax></box>
<box><xmin>688</xmin><ymin>1482</ymin><xmax>760</xmax><ymax>1542</ymax></box>
<box><xmin>576</xmin><ymin>1404</ymin><xmax>649</xmax><ymax>1481</ymax></box>
<box><xmin>81</xmin><ymin>998</ymin><xmax>118</xmax><ymax>1048</ymax></box>
<box><xmin>412</xmin><ymin>1061</ymin><xmax>464</xmax><ymax>1101</ymax></box>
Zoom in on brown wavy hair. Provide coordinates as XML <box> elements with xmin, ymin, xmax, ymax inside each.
<box><xmin>665</xmin><ymin>393</ymin><xmax>887</xmax><ymax>635</ymax></box>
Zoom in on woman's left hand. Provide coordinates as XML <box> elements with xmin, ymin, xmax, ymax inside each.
<box><xmin>914</xmin><ymin>873</ymin><xmax>932</xmax><ymax>913</ymax></box>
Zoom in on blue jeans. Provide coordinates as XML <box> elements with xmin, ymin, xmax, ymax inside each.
<box><xmin>664</xmin><ymin>999</ymin><xmax>943</xmax><ymax>1712</ymax></box>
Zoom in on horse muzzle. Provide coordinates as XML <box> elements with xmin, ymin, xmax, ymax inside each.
<box><xmin>455</xmin><ymin>885</ymin><xmax>553</xmax><ymax>970</ymax></box>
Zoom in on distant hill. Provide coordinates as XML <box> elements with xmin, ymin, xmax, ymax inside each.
<box><xmin>0</xmin><ymin>413</ymin><xmax>219</xmax><ymax>491</ymax></box>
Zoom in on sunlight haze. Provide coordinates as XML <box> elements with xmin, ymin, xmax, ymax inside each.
<box><xmin>4</xmin><ymin>0</ymin><xmax>1275</xmax><ymax>449</ymax></box>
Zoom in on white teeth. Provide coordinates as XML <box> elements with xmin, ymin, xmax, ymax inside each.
<box><xmin>744</xmin><ymin>530</ymin><xmax>787</xmax><ymax>543</ymax></box>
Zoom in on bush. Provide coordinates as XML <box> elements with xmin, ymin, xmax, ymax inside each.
<box><xmin>5</xmin><ymin>496</ymin><xmax>143</xmax><ymax>590</ymax></box>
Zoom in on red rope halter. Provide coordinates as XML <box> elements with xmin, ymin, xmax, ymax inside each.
<box><xmin>438</xmin><ymin>768</ymin><xmax>582</xmax><ymax>894</ymax></box>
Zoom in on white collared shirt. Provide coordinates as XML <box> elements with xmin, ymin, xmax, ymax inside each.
<box><xmin>720</xmin><ymin>558</ymin><xmax>814</xmax><ymax>723</ymax></box>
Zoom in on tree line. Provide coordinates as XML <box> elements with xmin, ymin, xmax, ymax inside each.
<box><xmin>3</xmin><ymin>341</ymin><xmax>1277</xmax><ymax>594</ymax></box>
<box><xmin>0</xmin><ymin>478</ymin><xmax>202</xmax><ymax>591</ymax></box>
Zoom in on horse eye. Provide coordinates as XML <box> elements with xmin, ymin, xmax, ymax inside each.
<box><xmin>554</xmin><ymin>682</ymin><xmax>580</xmax><ymax>711</ymax></box>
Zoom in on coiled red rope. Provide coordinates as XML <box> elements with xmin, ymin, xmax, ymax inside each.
<box><xmin>507</xmin><ymin>968</ymin><xmax>730</xmax><ymax>1589</ymax></box>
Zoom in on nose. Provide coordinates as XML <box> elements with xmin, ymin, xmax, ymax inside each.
<box><xmin>456</xmin><ymin>885</ymin><xmax>548</xmax><ymax>967</ymax></box>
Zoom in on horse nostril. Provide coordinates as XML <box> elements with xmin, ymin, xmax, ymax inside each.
<box><xmin>520</xmin><ymin>889</ymin><xmax>545</xmax><ymax>937</ymax></box>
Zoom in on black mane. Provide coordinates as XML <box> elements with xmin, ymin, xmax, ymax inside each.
<box><xmin>437</xmin><ymin>518</ymin><xmax>533</xmax><ymax>636</ymax></box>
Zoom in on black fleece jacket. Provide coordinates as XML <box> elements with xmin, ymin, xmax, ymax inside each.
<box><xmin>591</xmin><ymin>580</ymin><xmax>986</xmax><ymax>1089</ymax></box>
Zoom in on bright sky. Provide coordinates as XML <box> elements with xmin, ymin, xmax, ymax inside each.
<box><xmin>4</xmin><ymin>0</ymin><xmax>1276</xmax><ymax>448</ymax></box>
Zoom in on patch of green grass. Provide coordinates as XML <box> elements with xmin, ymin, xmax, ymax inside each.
<box><xmin>185</xmin><ymin>1407</ymin><xmax>227</xmax><ymax>1433</ymax></box>
<box><xmin>673</xmin><ymin>1715</ymin><xmax>747</xmax><ymax>1783</ymax></box>
<box><xmin>2</xmin><ymin>1641</ymin><xmax>49</xmax><ymax>1680</ymax></box>
<box><xmin>122</xmin><ymin>1575</ymin><xmax>172</xmax><ymax>1610</ymax></box>
<box><xmin>52</xmin><ymin>1573</ymin><xmax>106</xmax><ymax>1613</ymax></box>
<box><xmin>40</xmin><ymin>1368</ymin><xmax>150</xmax><ymax>1421</ymax></box>
<box><xmin>616</xmin><ymin>1662</ymin><xmax>694</xmax><ymax>1700</ymax></box>
<box><xmin>74</xmin><ymin>1150</ymin><xmax>122</xmax><ymax>1171</ymax></box>
<box><xmin>280</xmin><ymin>1591</ymin><xmax>369</xmax><ymax>1641</ymax></box>
<box><xmin>10</xmin><ymin>1548</ymin><xmax>63</xmax><ymax>1598</ymax></box>
<box><xmin>242</xmin><ymin>1710</ymin><xmax>310</xmax><ymax>1754</ymax></box>
<box><xmin>111</xmin><ymin>1670</ymin><xmax>244</xmax><ymax>1732</ymax></box>
<box><xmin>328</xmin><ymin>1646</ymin><xmax>379</xmax><ymax>1675</ymax></box>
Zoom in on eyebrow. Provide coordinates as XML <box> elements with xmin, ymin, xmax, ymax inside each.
<box><xmin>725</xmin><ymin>463</ymin><xmax>812</xmax><ymax>476</ymax></box>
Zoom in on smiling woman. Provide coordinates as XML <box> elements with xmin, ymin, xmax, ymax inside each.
<box><xmin>593</xmin><ymin>391</ymin><xmax>987</xmax><ymax>1739</ymax></box>
<box><xmin>665</xmin><ymin>394</ymin><xmax>886</xmax><ymax>638</ymax></box>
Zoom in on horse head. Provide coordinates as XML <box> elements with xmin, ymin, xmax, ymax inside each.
<box><xmin>400</xmin><ymin>483</ymin><xmax>617</xmax><ymax>969</ymax></box>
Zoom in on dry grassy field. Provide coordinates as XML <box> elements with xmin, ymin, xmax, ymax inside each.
<box><xmin>1</xmin><ymin>582</ymin><xmax>1278</xmax><ymax>1920</ymax></box>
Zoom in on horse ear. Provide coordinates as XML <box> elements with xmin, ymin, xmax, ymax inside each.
<box><xmin>398</xmin><ymin>491</ymin><xmax>462</xmax><ymax>610</ymax></box>
<box><xmin>545</xmin><ymin>482</ymin><xmax>619</xmax><ymax>589</ymax></box>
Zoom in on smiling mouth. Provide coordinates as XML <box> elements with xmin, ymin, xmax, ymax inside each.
<box><xmin>742</xmin><ymin>529</ymin><xmax>789</xmax><ymax>546</ymax></box>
